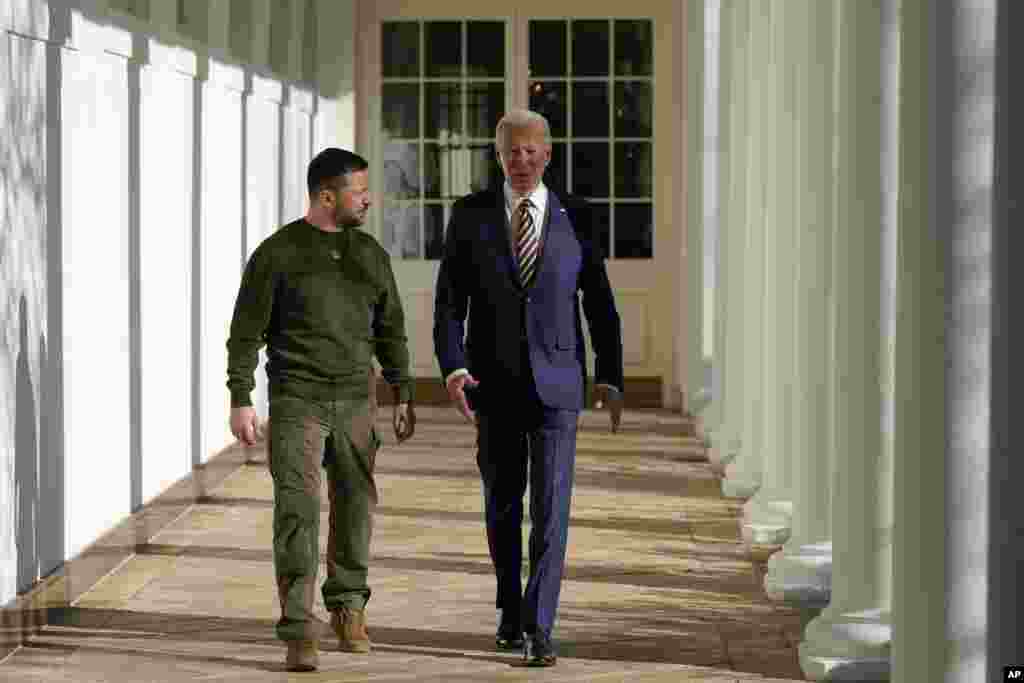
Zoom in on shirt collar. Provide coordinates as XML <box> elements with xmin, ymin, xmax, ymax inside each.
<box><xmin>503</xmin><ymin>180</ymin><xmax>547</xmax><ymax>210</ymax></box>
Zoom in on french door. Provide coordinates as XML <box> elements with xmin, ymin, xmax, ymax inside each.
<box><xmin>358</xmin><ymin>0</ymin><xmax>687</xmax><ymax>403</ymax></box>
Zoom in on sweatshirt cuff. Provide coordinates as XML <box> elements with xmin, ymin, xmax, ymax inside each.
<box><xmin>230</xmin><ymin>390</ymin><xmax>253</xmax><ymax>408</ymax></box>
<box><xmin>393</xmin><ymin>382</ymin><xmax>414</xmax><ymax>404</ymax></box>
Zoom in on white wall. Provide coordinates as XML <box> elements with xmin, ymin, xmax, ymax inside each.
<box><xmin>1</xmin><ymin>0</ymin><xmax>349</xmax><ymax>606</ymax></box>
<box><xmin>61</xmin><ymin>10</ymin><xmax>133</xmax><ymax>561</ymax></box>
<box><xmin>139</xmin><ymin>38</ymin><xmax>194</xmax><ymax>503</ymax></box>
<box><xmin>199</xmin><ymin>59</ymin><xmax>244</xmax><ymax>463</ymax></box>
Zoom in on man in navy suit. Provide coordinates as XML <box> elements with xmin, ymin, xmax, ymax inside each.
<box><xmin>433</xmin><ymin>109</ymin><xmax>625</xmax><ymax>667</ymax></box>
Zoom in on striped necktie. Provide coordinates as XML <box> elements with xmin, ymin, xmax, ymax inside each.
<box><xmin>515</xmin><ymin>198</ymin><xmax>538</xmax><ymax>286</ymax></box>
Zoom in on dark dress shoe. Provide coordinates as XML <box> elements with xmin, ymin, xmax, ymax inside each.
<box><xmin>524</xmin><ymin>634</ymin><xmax>557</xmax><ymax>667</ymax></box>
<box><xmin>496</xmin><ymin>627</ymin><xmax>525</xmax><ymax>650</ymax></box>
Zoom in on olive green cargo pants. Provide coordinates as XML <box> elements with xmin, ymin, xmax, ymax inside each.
<box><xmin>266</xmin><ymin>387</ymin><xmax>380</xmax><ymax>643</ymax></box>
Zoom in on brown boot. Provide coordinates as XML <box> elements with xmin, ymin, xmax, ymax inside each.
<box><xmin>285</xmin><ymin>639</ymin><xmax>319</xmax><ymax>672</ymax></box>
<box><xmin>331</xmin><ymin>606</ymin><xmax>372</xmax><ymax>653</ymax></box>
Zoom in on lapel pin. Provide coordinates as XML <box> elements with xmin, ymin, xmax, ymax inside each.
<box><xmin>329</xmin><ymin>249</ymin><xmax>341</xmax><ymax>260</ymax></box>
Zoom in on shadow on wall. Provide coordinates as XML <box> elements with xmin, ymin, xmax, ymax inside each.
<box><xmin>3</xmin><ymin>1</ymin><xmax>67</xmax><ymax>601</ymax></box>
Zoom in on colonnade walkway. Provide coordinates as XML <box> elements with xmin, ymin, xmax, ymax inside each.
<box><xmin>3</xmin><ymin>407</ymin><xmax>807</xmax><ymax>682</ymax></box>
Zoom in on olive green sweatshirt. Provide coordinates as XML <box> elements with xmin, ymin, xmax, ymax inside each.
<box><xmin>226</xmin><ymin>218</ymin><xmax>413</xmax><ymax>408</ymax></box>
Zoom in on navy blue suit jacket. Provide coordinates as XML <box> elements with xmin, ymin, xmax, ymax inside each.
<box><xmin>433</xmin><ymin>187</ymin><xmax>624</xmax><ymax>412</ymax></box>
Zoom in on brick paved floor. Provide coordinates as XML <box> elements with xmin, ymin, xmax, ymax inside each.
<box><xmin>1</xmin><ymin>407</ymin><xmax>807</xmax><ymax>682</ymax></box>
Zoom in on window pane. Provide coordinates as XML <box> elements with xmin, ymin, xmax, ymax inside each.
<box><xmin>572</xmin><ymin>82</ymin><xmax>609</xmax><ymax>138</ymax></box>
<box><xmin>529</xmin><ymin>81</ymin><xmax>566</xmax><ymax>138</ymax></box>
<box><xmin>615</xmin><ymin>20</ymin><xmax>652</xmax><ymax>76</ymax></box>
<box><xmin>382</xmin><ymin>143</ymin><xmax>420</xmax><ymax>199</ymax></box>
<box><xmin>467</xmin><ymin>82</ymin><xmax>505</xmax><ymax>139</ymax></box>
<box><xmin>544</xmin><ymin>142</ymin><xmax>567</xmax><ymax>194</ymax></box>
<box><xmin>424</xmin><ymin>144</ymin><xmax>469</xmax><ymax>199</ymax></box>
<box><xmin>426</xmin><ymin>82</ymin><xmax>462</xmax><ymax>139</ymax></box>
<box><xmin>614</xmin><ymin>203</ymin><xmax>653</xmax><ymax>258</ymax></box>
<box><xmin>426</xmin><ymin>21</ymin><xmax>462</xmax><ymax>78</ymax></box>
<box><xmin>382</xmin><ymin>83</ymin><xmax>419</xmax><ymax>139</ymax></box>
<box><xmin>468</xmin><ymin>21</ymin><xmax>504</xmax><ymax>77</ymax></box>
<box><xmin>572</xmin><ymin>142</ymin><xmax>610</xmax><ymax>198</ymax></box>
<box><xmin>615</xmin><ymin>142</ymin><xmax>652</xmax><ymax>198</ymax></box>
<box><xmin>529</xmin><ymin>20</ymin><xmax>567</xmax><ymax>78</ymax></box>
<box><xmin>572</xmin><ymin>20</ymin><xmax>609</xmax><ymax>76</ymax></box>
<box><xmin>591</xmin><ymin>203</ymin><xmax>611</xmax><ymax>259</ymax></box>
<box><xmin>425</xmin><ymin>204</ymin><xmax>446</xmax><ymax>260</ymax></box>
<box><xmin>382</xmin><ymin>22</ymin><xmax>420</xmax><ymax>78</ymax></box>
<box><xmin>615</xmin><ymin>81</ymin><xmax>652</xmax><ymax>138</ymax></box>
<box><xmin>382</xmin><ymin>202</ymin><xmax>422</xmax><ymax>258</ymax></box>
<box><xmin>469</xmin><ymin>145</ymin><xmax>504</xmax><ymax>193</ymax></box>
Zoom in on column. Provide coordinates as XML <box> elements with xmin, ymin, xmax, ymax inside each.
<box><xmin>705</xmin><ymin>0</ymin><xmax>748</xmax><ymax>473</ymax></box>
<box><xmin>739</xmin><ymin>0</ymin><xmax>798</xmax><ymax>544</ymax></box>
<box><xmin>695</xmin><ymin>0</ymin><xmax>722</xmax><ymax>442</ymax></box>
<box><xmin>891</xmin><ymin>0</ymin><xmax>1022</xmax><ymax>680</ymax></box>
<box><xmin>762</xmin><ymin>0</ymin><xmax>836</xmax><ymax>586</ymax></box>
<box><xmin>138</xmin><ymin>31</ymin><xmax>196</xmax><ymax>503</ymax></box>
<box><xmin>315</xmin><ymin>0</ymin><xmax>356</xmax><ymax>149</ymax></box>
<box><xmin>720</xmin><ymin>0</ymin><xmax>770</xmax><ymax>500</ymax></box>
<box><xmin>799</xmin><ymin>1</ymin><xmax>892</xmax><ymax>679</ymax></box>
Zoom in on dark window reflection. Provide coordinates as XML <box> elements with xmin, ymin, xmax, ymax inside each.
<box><xmin>573</xmin><ymin>82</ymin><xmax>609</xmax><ymax>138</ymax></box>
<box><xmin>469</xmin><ymin>145</ymin><xmax>504</xmax><ymax>193</ymax></box>
<box><xmin>426</xmin><ymin>82</ymin><xmax>462</xmax><ymax>139</ymax></box>
<box><xmin>383</xmin><ymin>22</ymin><xmax>420</xmax><ymax>78</ymax></box>
<box><xmin>468</xmin><ymin>21</ymin><xmax>505</xmax><ymax>77</ymax></box>
<box><xmin>615</xmin><ymin>142</ymin><xmax>652</xmax><ymax>198</ymax></box>
<box><xmin>614</xmin><ymin>203</ymin><xmax>653</xmax><ymax>258</ymax></box>
<box><xmin>529</xmin><ymin>20</ymin><xmax>567</xmax><ymax>77</ymax></box>
<box><xmin>426</xmin><ymin>21</ymin><xmax>461</xmax><ymax>77</ymax></box>
<box><xmin>382</xmin><ymin>83</ymin><xmax>420</xmax><ymax>139</ymax></box>
<box><xmin>467</xmin><ymin>82</ymin><xmax>505</xmax><ymax>139</ymax></box>
<box><xmin>572</xmin><ymin>142</ymin><xmax>610</xmax><ymax>198</ymax></box>
<box><xmin>614</xmin><ymin>20</ymin><xmax>652</xmax><ymax>76</ymax></box>
<box><xmin>615</xmin><ymin>81</ymin><xmax>652</xmax><ymax>138</ymax></box>
<box><xmin>572</xmin><ymin>20</ymin><xmax>609</xmax><ymax>76</ymax></box>
<box><xmin>382</xmin><ymin>202</ymin><xmax>422</xmax><ymax>258</ymax></box>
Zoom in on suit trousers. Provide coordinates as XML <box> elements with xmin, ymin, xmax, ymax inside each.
<box><xmin>474</xmin><ymin>349</ymin><xmax>580</xmax><ymax>639</ymax></box>
<box><xmin>266</xmin><ymin>389</ymin><xmax>381</xmax><ymax>642</ymax></box>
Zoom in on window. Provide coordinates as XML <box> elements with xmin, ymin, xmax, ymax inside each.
<box><xmin>528</xmin><ymin>19</ymin><xmax>654</xmax><ymax>259</ymax></box>
<box><xmin>379</xmin><ymin>21</ymin><xmax>507</xmax><ymax>259</ymax></box>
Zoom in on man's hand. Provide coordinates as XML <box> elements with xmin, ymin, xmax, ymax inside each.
<box><xmin>593</xmin><ymin>384</ymin><xmax>623</xmax><ymax>433</ymax></box>
<box><xmin>230</xmin><ymin>406</ymin><xmax>259</xmax><ymax>446</ymax></box>
<box><xmin>394</xmin><ymin>402</ymin><xmax>416</xmax><ymax>443</ymax></box>
<box><xmin>446</xmin><ymin>373</ymin><xmax>480</xmax><ymax>423</ymax></box>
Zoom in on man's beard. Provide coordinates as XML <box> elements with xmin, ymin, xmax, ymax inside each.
<box><xmin>336</xmin><ymin>208</ymin><xmax>364</xmax><ymax>228</ymax></box>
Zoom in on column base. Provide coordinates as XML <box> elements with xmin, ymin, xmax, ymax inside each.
<box><xmin>799</xmin><ymin>607</ymin><xmax>891</xmax><ymax>681</ymax></box>
<box><xmin>741</xmin><ymin>497</ymin><xmax>793</xmax><ymax>546</ymax></box>
<box><xmin>705</xmin><ymin>429</ymin><xmax>738</xmax><ymax>471</ymax></box>
<box><xmin>764</xmin><ymin>541</ymin><xmax>831</xmax><ymax>606</ymax></box>
<box><xmin>721</xmin><ymin>460</ymin><xmax>760</xmax><ymax>499</ymax></box>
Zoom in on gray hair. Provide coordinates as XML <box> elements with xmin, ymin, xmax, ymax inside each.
<box><xmin>495</xmin><ymin>109</ymin><xmax>552</xmax><ymax>149</ymax></box>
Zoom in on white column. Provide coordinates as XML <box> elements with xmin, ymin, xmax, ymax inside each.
<box><xmin>799</xmin><ymin>1</ymin><xmax>893</xmax><ymax>679</ymax></box>
<box><xmin>763</xmin><ymin>0</ymin><xmax>836</xmax><ymax>603</ymax></box>
<box><xmin>720</xmin><ymin>0</ymin><xmax>769</xmax><ymax>500</ymax></box>
<box><xmin>198</xmin><ymin>57</ymin><xmax>245</xmax><ymax>463</ymax></box>
<box><xmin>281</xmin><ymin>85</ymin><xmax>314</xmax><ymax>222</ymax></box>
<box><xmin>61</xmin><ymin>8</ymin><xmax>133</xmax><ymax>559</ymax></box>
<box><xmin>679</xmin><ymin>0</ymin><xmax>705</xmax><ymax>417</ymax></box>
<box><xmin>705</xmin><ymin>0</ymin><xmax>749</xmax><ymax>474</ymax></box>
<box><xmin>739</xmin><ymin>0</ymin><xmax>798</xmax><ymax>544</ymax></box>
<box><xmin>696</xmin><ymin>0</ymin><xmax>722</xmax><ymax>441</ymax></box>
<box><xmin>891</xmin><ymin>0</ymin><xmax>1020</xmax><ymax>679</ymax></box>
<box><xmin>138</xmin><ymin>37</ymin><xmax>195</xmax><ymax>504</ymax></box>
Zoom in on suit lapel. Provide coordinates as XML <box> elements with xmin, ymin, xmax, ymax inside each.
<box><xmin>490</xmin><ymin>189</ymin><xmax>520</xmax><ymax>286</ymax></box>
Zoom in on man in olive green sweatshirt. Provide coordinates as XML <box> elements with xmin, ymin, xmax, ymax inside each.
<box><xmin>227</xmin><ymin>148</ymin><xmax>416</xmax><ymax>672</ymax></box>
